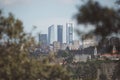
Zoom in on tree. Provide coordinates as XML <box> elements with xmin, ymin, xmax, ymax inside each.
<box><xmin>75</xmin><ymin>0</ymin><xmax>120</xmax><ymax>80</ymax></box>
<box><xmin>116</xmin><ymin>0</ymin><xmax>120</xmax><ymax>5</ymax></box>
<box><xmin>75</xmin><ymin>0</ymin><xmax>120</xmax><ymax>45</ymax></box>
<box><xmin>0</xmin><ymin>10</ymin><xmax>71</xmax><ymax>80</ymax></box>
<box><xmin>112</xmin><ymin>60</ymin><xmax>120</xmax><ymax>80</ymax></box>
<box><xmin>99</xmin><ymin>73</ymin><xmax>107</xmax><ymax>80</ymax></box>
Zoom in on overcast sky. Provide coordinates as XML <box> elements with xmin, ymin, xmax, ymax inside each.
<box><xmin>0</xmin><ymin>0</ymin><xmax>115</xmax><ymax>42</ymax></box>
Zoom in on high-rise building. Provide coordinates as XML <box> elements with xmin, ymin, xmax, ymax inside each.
<box><xmin>48</xmin><ymin>25</ymin><xmax>54</xmax><ymax>45</ymax></box>
<box><xmin>66</xmin><ymin>23</ymin><xmax>73</xmax><ymax>44</ymax></box>
<box><xmin>57</xmin><ymin>25</ymin><xmax>63</xmax><ymax>43</ymax></box>
<box><xmin>39</xmin><ymin>34</ymin><xmax>47</xmax><ymax>45</ymax></box>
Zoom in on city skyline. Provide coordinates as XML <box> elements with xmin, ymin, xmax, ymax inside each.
<box><xmin>0</xmin><ymin>0</ymin><xmax>115</xmax><ymax>43</ymax></box>
<box><xmin>48</xmin><ymin>23</ymin><xmax>74</xmax><ymax>44</ymax></box>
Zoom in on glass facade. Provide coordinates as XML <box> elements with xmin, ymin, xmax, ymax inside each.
<box><xmin>39</xmin><ymin>34</ymin><xmax>47</xmax><ymax>45</ymax></box>
<box><xmin>57</xmin><ymin>25</ymin><xmax>63</xmax><ymax>43</ymax></box>
<box><xmin>66</xmin><ymin>23</ymin><xmax>73</xmax><ymax>44</ymax></box>
<box><xmin>48</xmin><ymin>25</ymin><xmax>54</xmax><ymax>44</ymax></box>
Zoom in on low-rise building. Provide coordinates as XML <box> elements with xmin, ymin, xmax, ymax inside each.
<box><xmin>61</xmin><ymin>43</ymin><xmax>67</xmax><ymax>50</ymax></box>
<box><xmin>99</xmin><ymin>53</ymin><xmax>120</xmax><ymax>60</ymax></box>
<box><xmin>71</xmin><ymin>40</ymin><xmax>80</xmax><ymax>50</ymax></box>
<box><xmin>53</xmin><ymin>41</ymin><xmax>61</xmax><ymax>52</ymax></box>
<box><xmin>83</xmin><ymin>39</ymin><xmax>97</xmax><ymax>48</ymax></box>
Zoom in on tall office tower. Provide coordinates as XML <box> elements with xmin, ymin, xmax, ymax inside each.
<box><xmin>66</xmin><ymin>23</ymin><xmax>73</xmax><ymax>44</ymax></box>
<box><xmin>48</xmin><ymin>25</ymin><xmax>54</xmax><ymax>45</ymax></box>
<box><xmin>39</xmin><ymin>34</ymin><xmax>47</xmax><ymax>45</ymax></box>
<box><xmin>57</xmin><ymin>25</ymin><xmax>63</xmax><ymax>43</ymax></box>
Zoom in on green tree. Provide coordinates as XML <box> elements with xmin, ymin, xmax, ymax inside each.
<box><xmin>0</xmin><ymin>10</ymin><xmax>71</xmax><ymax>80</ymax></box>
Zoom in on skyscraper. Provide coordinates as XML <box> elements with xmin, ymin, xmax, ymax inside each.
<box><xmin>39</xmin><ymin>34</ymin><xmax>47</xmax><ymax>45</ymax></box>
<box><xmin>48</xmin><ymin>25</ymin><xmax>54</xmax><ymax>44</ymax></box>
<box><xmin>57</xmin><ymin>25</ymin><xmax>63</xmax><ymax>43</ymax></box>
<box><xmin>66</xmin><ymin>23</ymin><xmax>73</xmax><ymax>44</ymax></box>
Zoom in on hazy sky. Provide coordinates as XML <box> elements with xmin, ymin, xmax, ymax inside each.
<box><xmin>0</xmin><ymin>0</ymin><xmax>115</xmax><ymax>42</ymax></box>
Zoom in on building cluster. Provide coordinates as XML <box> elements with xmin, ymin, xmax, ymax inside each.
<box><xmin>39</xmin><ymin>23</ymin><xmax>97</xmax><ymax>53</ymax></box>
<box><xmin>37</xmin><ymin>23</ymin><xmax>120</xmax><ymax>62</ymax></box>
<box><xmin>39</xmin><ymin>23</ymin><xmax>72</xmax><ymax>52</ymax></box>
<box><xmin>36</xmin><ymin>23</ymin><xmax>120</xmax><ymax>62</ymax></box>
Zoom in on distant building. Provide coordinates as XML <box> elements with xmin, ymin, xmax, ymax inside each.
<box><xmin>112</xmin><ymin>45</ymin><xmax>117</xmax><ymax>54</ymax></box>
<box><xmin>99</xmin><ymin>54</ymin><xmax>120</xmax><ymax>60</ymax></box>
<box><xmin>61</xmin><ymin>43</ymin><xmax>67</xmax><ymax>50</ymax></box>
<box><xmin>66</xmin><ymin>23</ymin><xmax>73</xmax><ymax>44</ymax></box>
<box><xmin>53</xmin><ymin>41</ymin><xmax>61</xmax><ymax>52</ymax></box>
<box><xmin>38</xmin><ymin>34</ymin><xmax>49</xmax><ymax>54</ymax></box>
<box><xmin>94</xmin><ymin>47</ymin><xmax>98</xmax><ymax>56</ymax></box>
<box><xmin>49</xmin><ymin>45</ymin><xmax>53</xmax><ymax>51</ymax></box>
<box><xmin>67</xmin><ymin>40</ymin><xmax>80</xmax><ymax>50</ymax></box>
<box><xmin>83</xmin><ymin>38</ymin><xmax>97</xmax><ymax>48</ymax></box>
<box><xmin>67</xmin><ymin>43</ymin><xmax>72</xmax><ymax>50</ymax></box>
<box><xmin>57</xmin><ymin>25</ymin><xmax>63</xmax><ymax>43</ymax></box>
<box><xmin>48</xmin><ymin>25</ymin><xmax>54</xmax><ymax>44</ymax></box>
<box><xmin>39</xmin><ymin>34</ymin><xmax>47</xmax><ymax>45</ymax></box>
<box><xmin>72</xmin><ymin>40</ymin><xmax>80</xmax><ymax>50</ymax></box>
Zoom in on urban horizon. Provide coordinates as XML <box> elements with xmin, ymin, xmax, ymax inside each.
<box><xmin>39</xmin><ymin>23</ymin><xmax>75</xmax><ymax>44</ymax></box>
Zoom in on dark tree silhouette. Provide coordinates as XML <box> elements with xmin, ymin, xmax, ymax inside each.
<box><xmin>75</xmin><ymin>0</ymin><xmax>120</xmax><ymax>80</ymax></box>
<box><xmin>75</xmin><ymin>0</ymin><xmax>120</xmax><ymax>44</ymax></box>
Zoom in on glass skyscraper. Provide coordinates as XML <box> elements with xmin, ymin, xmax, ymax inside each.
<box><xmin>39</xmin><ymin>34</ymin><xmax>47</xmax><ymax>45</ymax></box>
<box><xmin>66</xmin><ymin>23</ymin><xmax>73</xmax><ymax>44</ymax></box>
<box><xmin>57</xmin><ymin>25</ymin><xmax>63</xmax><ymax>43</ymax></box>
<box><xmin>48</xmin><ymin>25</ymin><xmax>54</xmax><ymax>44</ymax></box>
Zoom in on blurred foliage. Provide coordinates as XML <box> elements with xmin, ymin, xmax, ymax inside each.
<box><xmin>75</xmin><ymin>0</ymin><xmax>120</xmax><ymax>44</ymax></box>
<box><xmin>112</xmin><ymin>60</ymin><xmax>120</xmax><ymax>80</ymax></box>
<box><xmin>116</xmin><ymin>0</ymin><xmax>120</xmax><ymax>4</ymax></box>
<box><xmin>99</xmin><ymin>73</ymin><xmax>107</xmax><ymax>80</ymax></box>
<box><xmin>66</xmin><ymin>61</ymin><xmax>97</xmax><ymax>80</ymax></box>
<box><xmin>0</xmin><ymin>10</ymin><xmax>71</xmax><ymax>80</ymax></box>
